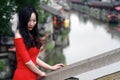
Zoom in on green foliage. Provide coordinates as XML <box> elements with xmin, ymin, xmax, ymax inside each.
<box><xmin>0</xmin><ymin>0</ymin><xmax>15</xmax><ymax>36</ymax></box>
<box><xmin>0</xmin><ymin>60</ymin><xmax>5</xmax><ymax>71</ymax></box>
<box><xmin>62</xmin><ymin>28</ymin><xmax>69</xmax><ymax>41</ymax></box>
<box><xmin>38</xmin><ymin>0</ymin><xmax>50</xmax><ymax>24</ymax></box>
<box><xmin>45</xmin><ymin>42</ymin><xmax>54</xmax><ymax>52</ymax></box>
<box><xmin>38</xmin><ymin>10</ymin><xmax>50</xmax><ymax>24</ymax></box>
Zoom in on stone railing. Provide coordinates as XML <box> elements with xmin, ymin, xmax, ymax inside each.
<box><xmin>40</xmin><ymin>48</ymin><xmax>120</xmax><ymax>80</ymax></box>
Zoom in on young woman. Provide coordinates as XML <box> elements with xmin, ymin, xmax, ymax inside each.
<box><xmin>12</xmin><ymin>6</ymin><xmax>64</xmax><ymax>80</ymax></box>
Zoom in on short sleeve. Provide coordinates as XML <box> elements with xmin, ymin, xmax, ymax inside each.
<box><xmin>14</xmin><ymin>38</ymin><xmax>31</xmax><ymax>63</ymax></box>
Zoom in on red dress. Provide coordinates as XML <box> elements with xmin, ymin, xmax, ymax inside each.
<box><xmin>12</xmin><ymin>38</ymin><xmax>40</xmax><ymax>80</ymax></box>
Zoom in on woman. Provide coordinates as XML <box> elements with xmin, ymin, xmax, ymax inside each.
<box><xmin>13</xmin><ymin>6</ymin><xmax>64</xmax><ymax>80</ymax></box>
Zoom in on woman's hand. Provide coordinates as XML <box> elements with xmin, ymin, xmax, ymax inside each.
<box><xmin>50</xmin><ymin>63</ymin><xmax>64</xmax><ymax>71</ymax></box>
<box><xmin>38</xmin><ymin>71</ymin><xmax>46</xmax><ymax>79</ymax></box>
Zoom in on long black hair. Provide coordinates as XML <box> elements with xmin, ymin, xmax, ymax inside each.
<box><xmin>18</xmin><ymin>6</ymin><xmax>42</xmax><ymax>49</ymax></box>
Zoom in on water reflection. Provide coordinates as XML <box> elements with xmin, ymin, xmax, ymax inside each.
<box><xmin>63</xmin><ymin>11</ymin><xmax>120</xmax><ymax>80</ymax></box>
<box><xmin>44</xmin><ymin>44</ymin><xmax>66</xmax><ymax>65</ymax></box>
<box><xmin>106</xmin><ymin>25</ymin><xmax>120</xmax><ymax>40</ymax></box>
<box><xmin>63</xmin><ymin>11</ymin><xmax>120</xmax><ymax>64</ymax></box>
<box><xmin>42</xmin><ymin>28</ymin><xmax>69</xmax><ymax>72</ymax></box>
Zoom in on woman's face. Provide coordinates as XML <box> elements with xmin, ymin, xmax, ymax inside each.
<box><xmin>28</xmin><ymin>12</ymin><xmax>37</xmax><ymax>31</ymax></box>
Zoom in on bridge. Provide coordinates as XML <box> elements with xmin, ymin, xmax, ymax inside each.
<box><xmin>39</xmin><ymin>48</ymin><xmax>120</xmax><ymax>80</ymax></box>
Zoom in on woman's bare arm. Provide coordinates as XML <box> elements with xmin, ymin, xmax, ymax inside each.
<box><xmin>36</xmin><ymin>57</ymin><xmax>64</xmax><ymax>70</ymax></box>
<box><xmin>26</xmin><ymin>60</ymin><xmax>46</xmax><ymax>77</ymax></box>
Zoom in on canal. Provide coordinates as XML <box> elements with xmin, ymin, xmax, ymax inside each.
<box><xmin>1</xmin><ymin>10</ymin><xmax>120</xmax><ymax>80</ymax></box>
<box><xmin>63</xmin><ymin>11</ymin><xmax>120</xmax><ymax>80</ymax></box>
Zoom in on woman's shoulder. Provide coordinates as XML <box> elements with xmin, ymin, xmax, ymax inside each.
<box><xmin>15</xmin><ymin>30</ymin><xmax>22</xmax><ymax>39</ymax></box>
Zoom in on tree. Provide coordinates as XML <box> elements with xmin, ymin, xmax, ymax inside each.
<box><xmin>0</xmin><ymin>0</ymin><xmax>15</xmax><ymax>36</ymax></box>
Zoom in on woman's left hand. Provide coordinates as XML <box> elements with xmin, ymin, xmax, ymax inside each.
<box><xmin>50</xmin><ymin>63</ymin><xmax>65</xmax><ymax>70</ymax></box>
